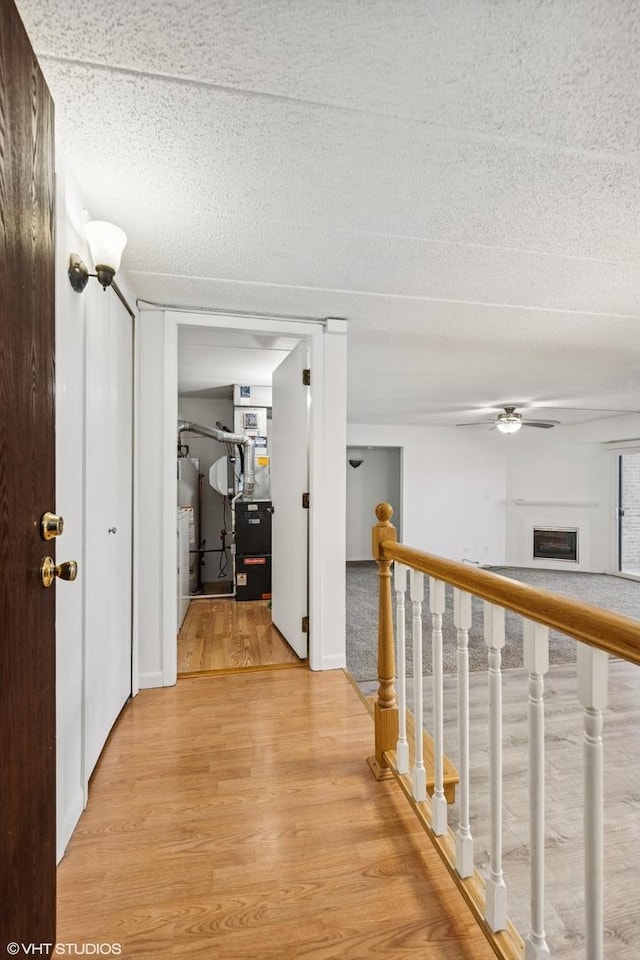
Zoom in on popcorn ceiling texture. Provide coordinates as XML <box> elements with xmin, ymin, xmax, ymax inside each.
<box><xmin>14</xmin><ymin>0</ymin><xmax>640</xmax><ymax>425</ymax></box>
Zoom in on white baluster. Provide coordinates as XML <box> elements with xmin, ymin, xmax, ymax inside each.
<box><xmin>410</xmin><ymin>570</ymin><xmax>426</xmax><ymax>801</ymax></box>
<box><xmin>394</xmin><ymin>562</ymin><xmax>409</xmax><ymax>774</ymax></box>
<box><xmin>523</xmin><ymin>620</ymin><xmax>551</xmax><ymax>960</ymax></box>
<box><xmin>577</xmin><ymin>643</ymin><xmax>608</xmax><ymax>960</ymax></box>
<box><xmin>484</xmin><ymin>601</ymin><xmax>508</xmax><ymax>932</ymax></box>
<box><xmin>454</xmin><ymin>588</ymin><xmax>474</xmax><ymax>878</ymax></box>
<box><xmin>430</xmin><ymin>577</ymin><xmax>447</xmax><ymax>835</ymax></box>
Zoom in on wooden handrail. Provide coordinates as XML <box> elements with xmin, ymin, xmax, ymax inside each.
<box><xmin>369</xmin><ymin>502</ymin><xmax>640</xmax><ymax>960</ymax></box>
<box><xmin>378</xmin><ymin>535</ymin><xmax>640</xmax><ymax>666</ymax></box>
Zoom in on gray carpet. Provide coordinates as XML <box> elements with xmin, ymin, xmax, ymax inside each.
<box><xmin>346</xmin><ymin>562</ymin><xmax>640</xmax><ymax>682</ymax></box>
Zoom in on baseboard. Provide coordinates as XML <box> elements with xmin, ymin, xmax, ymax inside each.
<box><xmin>138</xmin><ymin>671</ymin><xmax>165</xmax><ymax>689</ymax></box>
<box><xmin>57</xmin><ymin>786</ymin><xmax>84</xmax><ymax>864</ymax></box>
<box><xmin>310</xmin><ymin>653</ymin><xmax>347</xmax><ymax>671</ymax></box>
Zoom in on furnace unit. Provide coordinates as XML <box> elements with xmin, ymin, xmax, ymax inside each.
<box><xmin>235</xmin><ymin>500</ymin><xmax>272</xmax><ymax>601</ymax></box>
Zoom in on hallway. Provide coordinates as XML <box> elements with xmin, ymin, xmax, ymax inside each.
<box><xmin>56</xmin><ymin>668</ymin><xmax>494</xmax><ymax>959</ymax></box>
<box><xmin>177</xmin><ymin>598</ymin><xmax>303</xmax><ymax>675</ymax></box>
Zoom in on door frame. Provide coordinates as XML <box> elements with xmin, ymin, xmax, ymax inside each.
<box><xmin>616</xmin><ymin>451</ymin><xmax>640</xmax><ymax>580</ymax></box>
<box><xmin>154</xmin><ymin>310</ymin><xmax>346</xmax><ymax>680</ymax></box>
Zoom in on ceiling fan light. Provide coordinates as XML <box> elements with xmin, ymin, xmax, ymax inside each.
<box><xmin>496</xmin><ymin>418</ymin><xmax>522</xmax><ymax>434</ymax></box>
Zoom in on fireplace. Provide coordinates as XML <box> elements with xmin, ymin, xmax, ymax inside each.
<box><xmin>533</xmin><ymin>527</ymin><xmax>578</xmax><ymax>562</ymax></box>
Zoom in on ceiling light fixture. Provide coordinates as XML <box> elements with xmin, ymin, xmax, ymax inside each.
<box><xmin>68</xmin><ymin>220</ymin><xmax>127</xmax><ymax>292</ymax></box>
<box><xmin>495</xmin><ymin>411</ymin><xmax>523</xmax><ymax>434</ymax></box>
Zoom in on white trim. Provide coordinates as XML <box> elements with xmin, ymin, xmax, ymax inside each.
<box><xmin>165</xmin><ymin>309</ymin><xmax>322</xmax><ymax>338</ymax></box>
<box><xmin>317</xmin><ymin>654</ymin><xmax>348</xmax><ymax>671</ymax></box>
<box><xmin>131</xmin><ymin>307</ymin><xmax>140</xmax><ymax>698</ymax></box>
<box><xmin>608</xmin><ymin>453</ymin><xmax>620</xmax><ymax>575</ymax></box>
<box><xmin>80</xmin><ymin>281</ymin><xmax>89</xmax><ymax>804</ymax></box>
<box><xmin>155</xmin><ymin>310</ymin><xmax>345</xmax><ymax>680</ymax></box>
<box><xmin>57</xmin><ymin>787</ymin><xmax>85</xmax><ymax>864</ymax></box>
<box><xmin>139</xmin><ymin>671</ymin><xmax>165</xmax><ymax>689</ymax></box>
<box><xmin>162</xmin><ymin>318</ymin><xmax>178</xmax><ymax>686</ymax></box>
<box><xmin>308</xmin><ymin>321</ymin><xmax>324</xmax><ymax>670</ymax></box>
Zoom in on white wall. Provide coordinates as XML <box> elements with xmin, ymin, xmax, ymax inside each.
<box><xmin>177</xmin><ymin>396</ymin><xmax>234</xmax><ymax>584</ymax></box>
<box><xmin>347</xmin><ymin>415</ymin><xmax>640</xmax><ymax>575</ymax></box>
<box><xmin>137</xmin><ymin>309</ymin><xmax>172</xmax><ymax>688</ymax></box>
<box><xmin>346</xmin><ymin>447</ymin><xmax>401</xmax><ymax>560</ymax></box>
<box><xmin>347</xmin><ymin>424</ymin><xmax>507</xmax><ymax>564</ymax></box>
<box><xmin>504</xmin><ymin>416</ymin><xmax>640</xmax><ymax>572</ymax></box>
<box><xmin>504</xmin><ymin>428</ymin><xmax>611</xmax><ymax>571</ymax></box>
<box><xmin>55</xmin><ymin>160</ymin><xmax>138</xmax><ymax>860</ymax></box>
<box><xmin>55</xmin><ymin>163</ymin><xmax>86</xmax><ymax>862</ymax></box>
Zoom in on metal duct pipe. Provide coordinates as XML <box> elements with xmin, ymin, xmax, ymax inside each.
<box><xmin>177</xmin><ymin>420</ymin><xmax>255</xmax><ymax>499</ymax></box>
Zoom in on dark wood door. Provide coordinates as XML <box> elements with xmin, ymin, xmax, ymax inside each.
<box><xmin>0</xmin><ymin>0</ymin><xmax>56</xmax><ymax>950</ymax></box>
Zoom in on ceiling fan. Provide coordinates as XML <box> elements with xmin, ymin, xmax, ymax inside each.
<box><xmin>456</xmin><ymin>406</ymin><xmax>560</xmax><ymax>434</ymax></box>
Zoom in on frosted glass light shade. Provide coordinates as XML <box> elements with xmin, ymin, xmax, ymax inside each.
<box><xmin>496</xmin><ymin>418</ymin><xmax>522</xmax><ymax>434</ymax></box>
<box><xmin>84</xmin><ymin>220</ymin><xmax>127</xmax><ymax>272</ymax></box>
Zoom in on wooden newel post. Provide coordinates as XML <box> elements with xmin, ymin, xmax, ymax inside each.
<box><xmin>367</xmin><ymin>502</ymin><xmax>399</xmax><ymax>781</ymax></box>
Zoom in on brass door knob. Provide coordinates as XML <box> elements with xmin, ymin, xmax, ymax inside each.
<box><xmin>41</xmin><ymin>512</ymin><xmax>64</xmax><ymax>540</ymax></box>
<box><xmin>41</xmin><ymin>557</ymin><xmax>78</xmax><ymax>588</ymax></box>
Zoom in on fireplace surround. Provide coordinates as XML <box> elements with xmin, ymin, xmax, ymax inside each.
<box><xmin>533</xmin><ymin>527</ymin><xmax>578</xmax><ymax>563</ymax></box>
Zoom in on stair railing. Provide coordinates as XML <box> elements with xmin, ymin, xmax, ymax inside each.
<box><xmin>369</xmin><ymin>502</ymin><xmax>640</xmax><ymax>960</ymax></box>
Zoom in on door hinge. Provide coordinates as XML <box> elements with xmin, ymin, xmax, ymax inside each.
<box><xmin>302</xmin><ymin>492</ymin><xmax>310</xmax><ymax>509</ymax></box>
<box><xmin>302</xmin><ymin>615</ymin><xmax>309</xmax><ymax>633</ymax></box>
<box><xmin>302</xmin><ymin>368</ymin><xmax>311</xmax><ymax>386</ymax></box>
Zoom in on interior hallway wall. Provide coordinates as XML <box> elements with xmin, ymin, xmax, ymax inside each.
<box><xmin>55</xmin><ymin>159</ymin><xmax>137</xmax><ymax>860</ymax></box>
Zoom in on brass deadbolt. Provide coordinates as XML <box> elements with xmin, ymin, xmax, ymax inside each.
<box><xmin>41</xmin><ymin>557</ymin><xmax>78</xmax><ymax>588</ymax></box>
<box><xmin>41</xmin><ymin>512</ymin><xmax>64</xmax><ymax>540</ymax></box>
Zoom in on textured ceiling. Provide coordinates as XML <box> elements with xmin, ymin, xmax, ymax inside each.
<box><xmin>16</xmin><ymin>0</ymin><xmax>640</xmax><ymax>426</ymax></box>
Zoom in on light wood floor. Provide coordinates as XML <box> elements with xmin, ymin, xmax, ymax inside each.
<box><xmin>57</xmin><ymin>669</ymin><xmax>495</xmax><ymax>959</ymax></box>
<box><xmin>178</xmin><ymin>598</ymin><xmax>302</xmax><ymax>675</ymax></box>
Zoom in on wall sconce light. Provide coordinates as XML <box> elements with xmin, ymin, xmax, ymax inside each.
<box><xmin>349</xmin><ymin>459</ymin><xmax>364</xmax><ymax>468</ymax></box>
<box><xmin>68</xmin><ymin>220</ymin><xmax>127</xmax><ymax>292</ymax></box>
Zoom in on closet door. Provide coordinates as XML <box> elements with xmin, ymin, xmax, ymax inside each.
<box><xmin>84</xmin><ymin>287</ymin><xmax>133</xmax><ymax>778</ymax></box>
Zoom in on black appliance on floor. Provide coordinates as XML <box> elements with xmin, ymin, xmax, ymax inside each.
<box><xmin>235</xmin><ymin>500</ymin><xmax>272</xmax><ymax>601</ymax></box>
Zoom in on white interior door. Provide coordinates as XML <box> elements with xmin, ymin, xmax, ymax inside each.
<box><xmin>84</xmin><ymin>290</ymin><xmax>133</xmax><ymax>777</ymax></box>
<box><xmin>271</xmin><ymin>340</ymin><xmax>309</xmax><ymax>658</ymax></box>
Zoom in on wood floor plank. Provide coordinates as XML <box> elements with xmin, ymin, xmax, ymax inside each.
<box><xmin>178</xmin><ymin>598</ymin><xmax>301</xmax><ymax>674</ymax></box>
<box><xmin>57</xmin><ymin>669</ymin><xmax>495</xmax><ymax>959</ymax></box>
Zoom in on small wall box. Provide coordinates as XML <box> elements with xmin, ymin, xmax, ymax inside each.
<box><xmin>233</xmin><ymin>384</ymin><xmax>273</xmax><ymax>407</ymax></box>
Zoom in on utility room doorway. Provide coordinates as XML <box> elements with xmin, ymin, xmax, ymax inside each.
<box><xmin>176</xmin><ymin>326</ymin><xmax>310</xmax><ymax>676</ymax></box>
